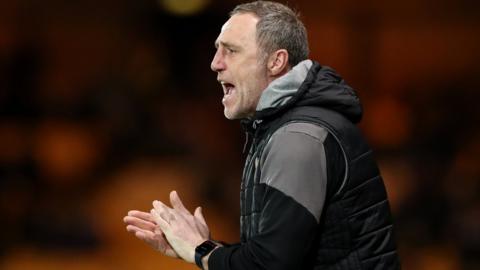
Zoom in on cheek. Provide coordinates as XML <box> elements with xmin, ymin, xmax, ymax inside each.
<box><xmin>235</xmin><ymin>58</ymin><xmax>266</xmax><ymax>103</ymax></box>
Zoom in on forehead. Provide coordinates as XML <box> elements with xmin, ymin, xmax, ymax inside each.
<box><xmin>216</xmin><ymin>13</ymin><xmax>259</xmax><ymax>47</ymax></box>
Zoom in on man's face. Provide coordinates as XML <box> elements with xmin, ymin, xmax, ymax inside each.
<box><xmin>211</xmin><ymin>13</ymin><xmax>269</xmax><ymax>119</ymax></box>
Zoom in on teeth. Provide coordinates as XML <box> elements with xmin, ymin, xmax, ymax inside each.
<box><xmin>220</xmin><ymin>81</ymin><xmax>229</xmax><ymax>94</ymax></box>
<box><xmin>219</xmin><ymin>81</ymin><xmax>234</xmax><ymax>96</ymax></box>
<box><xmin>220</xmin><ymin>81</ymin><xmax>227</xmax><ymax>95</ymax></box>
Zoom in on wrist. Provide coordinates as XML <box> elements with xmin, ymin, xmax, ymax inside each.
<box><xmin>194</xmin><ymin>240</ymin><xmax>218</xmax><ymax>269</ymax></box>
<box><xmin>201</xmin><ymin>246</ymin><xmax>220</xmax><ymax>270</ymax></box>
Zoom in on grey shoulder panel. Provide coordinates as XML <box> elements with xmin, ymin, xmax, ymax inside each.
<box><xmin>260</xmin><ymin>122</ymin><xmax>328</xmax><ymax>222</ymax></box>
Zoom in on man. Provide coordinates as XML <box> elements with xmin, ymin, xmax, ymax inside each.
<box><xmin>124</xmin><ymin>1</ymin><xmax>401</xmax><ymax>269</ymax></box>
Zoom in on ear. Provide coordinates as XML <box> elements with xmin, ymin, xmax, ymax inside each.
<box><xmin>267</xmin><ymin>49</ymin><xmax>289</xmax><ymax>76</ymax></box>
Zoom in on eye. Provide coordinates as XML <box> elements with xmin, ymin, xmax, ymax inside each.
<box><xmin>226</xmin><ymin>47</ymin><xmax>236</xmax><ymax>54</ymax></box>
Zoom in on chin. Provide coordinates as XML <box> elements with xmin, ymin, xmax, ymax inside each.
<box><xmin>224</xmin><ymin>109</ymin><xmax>236</xmax><ymax>120</ymax></box>
<box><xmin>224</xmin><ymin>113</ymin><xmax>241</xmax><ymax>120</ymax></box>
<box><xmin>224</xmin><ymin>108</ymin><xmax>244</xmax><ymax>120</ymax></box>
<box><xmin>224</xmin><ymin>114</ymin><xmax>235</xmax><ymax>120</ymax></box>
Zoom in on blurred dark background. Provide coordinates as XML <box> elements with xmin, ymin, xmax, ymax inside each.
<box><xmin>0</xmin><ymin>0</ymin><xmax>479</xmax><ymax>269</ymax></box>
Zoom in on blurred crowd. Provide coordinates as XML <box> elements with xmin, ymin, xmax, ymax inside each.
<box><xmin>0</xmin><ymin>0</ymin><xmax>479</xmax><ymax>269</ymax></box>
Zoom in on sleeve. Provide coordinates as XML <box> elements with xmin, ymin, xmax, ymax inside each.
<box><xmin>208</xmin><ymin>123</ymin><xmax>329</xmax><ymax>270</ymax></box>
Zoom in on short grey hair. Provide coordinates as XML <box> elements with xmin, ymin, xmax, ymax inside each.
<box><xmin>230</xmin><ymin>1</ymin><xmax>309</xmax><ymax>67</ymax></box>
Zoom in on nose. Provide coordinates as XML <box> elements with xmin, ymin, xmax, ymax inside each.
<box><xmin>211</xmin><ymin>49</ymin><xmax>226</xmax><ymax>72</ymax></box>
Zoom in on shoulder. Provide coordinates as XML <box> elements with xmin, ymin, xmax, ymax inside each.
<box><xmin>260</xmin><ymin>122</ymin><xmax>330</xmax><ymax>164</ymax></box>
<box><xmin>260</xmin><ymin>121</ymin><xmax>343</xmax><ymax>172</ymax></box>
<box><xmin>268</xmin><ymin>121</ymin><xmax>329</xmax><ymax>146</ymax></box>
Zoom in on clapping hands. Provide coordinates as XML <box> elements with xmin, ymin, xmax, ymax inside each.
<box><xmin>124</xmin><ymin>190</ymin><xmax>210</xmax><ymax>262</ymax></box>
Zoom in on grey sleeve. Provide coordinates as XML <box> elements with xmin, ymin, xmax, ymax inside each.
<box><xmin>260</xmin><ymin>122</ymin><xmax>328</xmax><ymax>222</ymax></box>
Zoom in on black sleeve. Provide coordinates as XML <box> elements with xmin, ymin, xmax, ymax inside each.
<box><xmin>208</xmin><ymin>123</ymin><xmax>329</xmax><ymax>270</ymax></box>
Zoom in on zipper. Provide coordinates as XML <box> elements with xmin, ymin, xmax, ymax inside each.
<box><xmin>243</xmin><ymin>119</ymin><xmax>262</xmax><ymax>154</ymax></box>
<box><xmin>242</xmin><ymin>131</ymin><xmax>250</xmax><ymax>154</ymax></box>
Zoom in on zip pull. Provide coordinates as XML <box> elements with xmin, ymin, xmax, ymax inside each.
<box><xmin>252</xmin><ymin>119</ymin><xmax>262</xmax><ymax>129</ymax></box>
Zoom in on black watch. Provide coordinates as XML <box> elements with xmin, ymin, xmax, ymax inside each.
<box><xmin>194</xmin><ymin>240</ymin><xmax>217</xmax><ymax>269</ymax></box>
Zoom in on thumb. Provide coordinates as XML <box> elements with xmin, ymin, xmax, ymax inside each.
<box><xmin>194</xmin><ymin>206</ymin><xmax>207</xmax><ymax>225</ymax></box>
<box><xmin>151</xmin><ymin>209</ymin><xmax>170</xmax><ymax>233</ymax></box>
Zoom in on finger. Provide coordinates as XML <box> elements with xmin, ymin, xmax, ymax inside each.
<box><xmin>126</xmin><ymin>224</ymin><xmax>140</xmax><ymax>233</ymax></box>
<box><xmin>126</xmin><ymin>225</ymin><xmax>154</xmax><ymax>238</ymax></box>
<box><xmin>128</xmin><ymin>210</ymin><xmax>156</xmax><ymax>223</ymax></box>
<box><xmin>135</xmin><ymin>230</ymin><xmax>148</xmax><ymax>240</ymax></box>
<box><xmin>134</xmin><ymin>227</ymin><xmax>155</xmax><ymax>239</ymax></box>
<box><xmin>151</xmin><ymin>209</ymin><xmax>170</xmax><ymax>233</ymax></box>
<box><xmin>126</xmin><ymin>223</ymin><xmax>177</xmax><ymax>257</ymax></box>
<box><xmin>124</xmin><ymin>216</ymin><xmax>156</xmax><ymax>231</ymax></box>
<box><xmin>194</xmin><ymin>206</ymin><xmax>207</xmax><ymax>226</ymax></box>
<box><xmin>170</xmin><ymin>190</ymin><xmax>190</xmax><ymax>215</ymax></box>
<box><xmin>153</xmin><ymin>200</ymin><xmax>173</xmax><ymax>223</ymax></box>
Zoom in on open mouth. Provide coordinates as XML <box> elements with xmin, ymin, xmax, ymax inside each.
<box><xmin>221</xmin><ymin>82</ymin><xmax>235</xmax><ymax>96</ymax></box>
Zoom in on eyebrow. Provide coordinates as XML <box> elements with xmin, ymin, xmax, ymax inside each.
<box><xmin>214</xmin><ymin>40</ymin><xmax>241</xmax><ymax>50</ymax></box>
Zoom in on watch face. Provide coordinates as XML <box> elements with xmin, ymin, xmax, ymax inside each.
<box><xmin>196</xmin><ymin>240</ymin><xmax>217</xmax><ymax>255</ymax></box>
